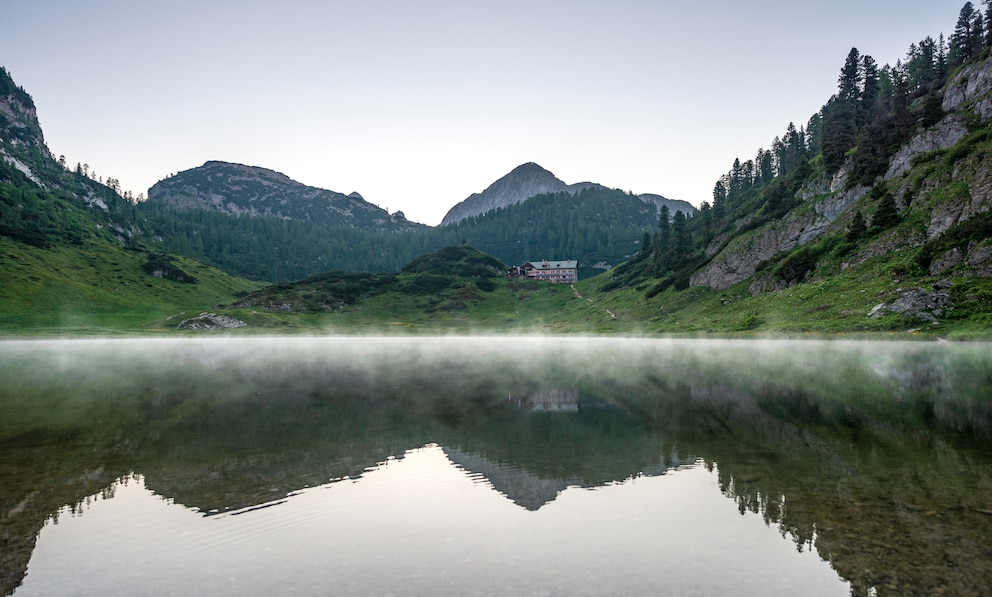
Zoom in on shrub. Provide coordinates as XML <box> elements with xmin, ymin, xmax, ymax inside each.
<box><xmin>475</xmin><ymin>277</ymin><xmax>496</xmax><ymax>292</ymax></box>
<box><xmin>774</xmin><ymin>247</ymin><xmax>818</xmax><ymax>284</ymax></box>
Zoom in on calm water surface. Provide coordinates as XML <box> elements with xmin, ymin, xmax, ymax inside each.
<box><xmin>1</xmin><ymin>337</ymin><xmax>991</xmax><ymax>596</ymax></box>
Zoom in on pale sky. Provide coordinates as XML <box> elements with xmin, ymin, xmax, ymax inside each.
<box><xmin>2</xmin><ymin>0</ymin><xmax>966</xmax><ymax>225</ymax></box>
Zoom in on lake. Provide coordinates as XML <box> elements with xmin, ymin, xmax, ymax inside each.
<box><xmin>1</xmin><ymin>337</ymin><xmax>990</xmax><ymax>596</ymax></box>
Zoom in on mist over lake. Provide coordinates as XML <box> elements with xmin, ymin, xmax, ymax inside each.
<box><xmin>2</xmin><ymin>337</ymin><xmax>991</xmax><ymax>596</ymax></box>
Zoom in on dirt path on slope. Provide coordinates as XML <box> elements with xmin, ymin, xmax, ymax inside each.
<box><xmin>571</xmin><ymin>284</ymin><xmax>616</xmax><ymax>319</ymax></box>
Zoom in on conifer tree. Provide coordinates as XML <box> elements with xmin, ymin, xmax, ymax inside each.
<box><xmin>951</xmin><ymin>2</ymin><xmax>980</xmax><ymax>65</ymax></box>
<box><xmin>838</xmin><ymin>48</ymin><xmax>863</xmax><ymax>102</ymax></box>
<box><xmin>712</xmin><ymin>181</ymin><xmax>727</xmax><ymax>220</ymax></box>
<box><xmin>985</xmin><ymin>0</ymin><xmax>992</xmax><ymax>49</ymax></box>
<box><xmin>871</xmin><ymin>192</ymin><xmax>900</xmax><ymax>232</ymax></box>
<box><xmin>846</xmin><ymin>209</ymin><xmax>866</xmax><ymax>242</ymax></box>
<box><xmin>669</xmin><ymin>210</ymin><xmax>690</xmax><ymax>269</ymax></box>
<box><xmin>861</xmin><ymin>55</ymin><xmax>880</xmax><ymax>119</ymax></box>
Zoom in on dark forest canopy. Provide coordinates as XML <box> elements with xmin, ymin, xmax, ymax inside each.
<box><xmin>137</xmin><ymin>186</ymin><xmax>664</xmax><ymax>282</ymax></box>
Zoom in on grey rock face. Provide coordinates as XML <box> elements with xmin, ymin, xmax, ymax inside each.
<box><xmin>943</xmin><ymin>58</ymin><xmax>992</xmax><ymax>117</ymax></box>
<box><xmin>868</xmin><ymin>284</ymin><xmax>952</xmax><ymax>323</ymax></box>
<box><xmin>177</xmin><ymin>313</ymin><xmax>248</xmax><ymax>330</ymax></box>
<box><xmin>885</xmin><ymin>115</ymin><xmax>968</xmax><ymax>180</ymax></box>
<box><xmin>690</xmin><ymin>185</ymin><xmax>865</xmax><ymax>291</ymax></box>
<box><xmin>0</xmin><ymin>74</ymin><xmax>47</xmax><ymax>153</ymax></box>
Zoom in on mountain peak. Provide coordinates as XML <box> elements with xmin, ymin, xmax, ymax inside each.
<box><xmin>440</xmin><ymin>162</ymin><xmax>581</xmax><ymax>226</ymax></box>
<box><xmin>440</xmin><ymin>162</ymin><xmax>689</xmax><ymax>226</ymax></box>
<box><xmin>146</xmin><ymin>161</ymin><xmax>422</xmax><ymax>232</ymax></box>
<box><xmin>0</xmin><ymin>67</ymin><xmax>48</xmax><ymax>154</ymax></box>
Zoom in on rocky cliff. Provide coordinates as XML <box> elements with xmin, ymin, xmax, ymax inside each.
<box><xmin>0</xmin><ymin>67</ymin><xmax>48</xmax><ymax>156</ymax></box>
<box><xmin>147</xmin><ymin>161</ymin><xmax>421</xmax><ymax>231</ymax></box>
<box><xmin>690</xmin><ymin>58</ymin><xmax>992</xmax><ymax>291</ymax></box>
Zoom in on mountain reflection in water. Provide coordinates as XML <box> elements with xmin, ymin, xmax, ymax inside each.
<box><xmin>1</xmin><ymin>337</ymin><xmax>991</xmax><ymax>596</ymax></box>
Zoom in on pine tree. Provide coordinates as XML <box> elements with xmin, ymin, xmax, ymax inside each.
<box><xmin>838</xmin><ymin>48</ymin><xmax>863</xmax><ymax>102</ymax></box>
<box><xmin>641</xmin><ymin>231</ymin><xmax>652</xmax><ymax>253</ymax></box>
<box><xmin>985</xmin><ymin>0</ymin><xmax>992</xmax><ymax>49</ymax></box>
<box><xmin>951</xmin><ymin>2</ymin><xmax>979</xmax><ymax>65</ymax></box>
<box><xmin>712</xmin><ymin>181</ymin><xmax>727</xmax><ymax>220</ymax></box>
<box><xmin>861</xmin><ymin>55</ymin><xmax>880</xmax><ymax>121</ymax></box>
<box><xmin>972</xmin><ymin>12</ymin><xmax>986</xmax><ymax>58</ymax></box>
<box><xmin>937</xmin><ymin>34</ymin><xmax>949</xmax><ymax>80</ymax></box>
<box><xmin>822</xmin><ymin>98</ymin><xmax>857</xmax><ymax>173</ymax></box>
<box><xmin>846</xmin><ymin>209</ymin><xmax>866</xmax><ymax>242</ymax></box>
<box><xmin>871</xmin><ymin>192</ymin><xmax>900</xmax><ymax>232</ymax></box>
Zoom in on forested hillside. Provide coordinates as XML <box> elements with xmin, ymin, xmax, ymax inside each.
<box><xmin>444</xmin><ymin>187</ymin><xmax>669</xmax><ymax>279</ymax></box>
<box><xmin>138</xmin><ymin>178</ymin><xmax>672</xmax><ymax>282</ymax></box>
<box><xmin>605</xmin><ymin>1</ymin><xmax>992</xmax><ymax>308</ymax></box>
<box><xmin>0</xmin><ymin>67</ymin><xmax>142</xmax><ymax>250</ymax></box>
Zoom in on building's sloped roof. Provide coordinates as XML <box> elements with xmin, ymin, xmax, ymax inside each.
<box><xmin>526</xmin><ymin>260</ymin><xmax>577</xmax><ymax>270</ymax></box>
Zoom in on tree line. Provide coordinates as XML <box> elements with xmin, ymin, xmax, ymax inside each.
<box><xmin>137</xmin><ymin>186</ymin><xmax>664</xmax><ymax>282</ymax></box>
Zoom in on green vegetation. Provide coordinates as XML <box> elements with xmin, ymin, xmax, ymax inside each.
<box><xmin>138</xmin><ymin>186</ymin><xmax>659</xmax><ymax>282</ymax></box>
<box><xmin>1</xmin><ymin>3</ymin><xmax>990</xmax><ymax>338</ymax></box>
<box><xmin>0</xmin><ymin>237</ymin><xmax>261</xmax><ymax>334</ymax></box>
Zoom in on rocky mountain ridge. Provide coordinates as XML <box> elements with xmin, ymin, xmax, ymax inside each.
<box><xmin>147</xmin><ymin>160</ymin><xmax>421</xmax><ymax>231</ymax></box>
<box><xmin>440</xmin><ymin>162</ymin><xmax>695</xmax><ymax>226</ymax></box>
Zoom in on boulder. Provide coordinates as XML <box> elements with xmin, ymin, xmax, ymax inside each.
<box><xmin>177</xmin><ymin>313</ymin><xmax>247</xmax><ymax>330</ymax></box>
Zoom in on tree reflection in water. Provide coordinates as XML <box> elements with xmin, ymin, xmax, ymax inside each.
<box><xmin>1</xmin><ymin>337</ymin><xmax>990</xmax><ymax>596</ymax></box>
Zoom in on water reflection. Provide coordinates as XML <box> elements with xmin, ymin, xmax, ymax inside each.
<box><xmin>1</xmin><ymin>337</ymin><xmax>991</xmax><ymax>595</ymax></box>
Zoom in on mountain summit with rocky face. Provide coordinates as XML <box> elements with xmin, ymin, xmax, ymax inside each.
<box><xmin>0</xmin><ymin>67</ymin><xmax>48</xmax><ymax>156</ymax></box>
<box><xmin>440</xmin><ymin>163</ymin><xmax>589</xmax><ymax>225</ymax></box>
<box><xmin>147</xmin><ymin>161</ymin><xmax>419</xmax><ymax>231</ymax></box>
<box><xmin>440</xmin><ymin>162</ymin><xmax>694</xmax><ymax>226</ymax></box>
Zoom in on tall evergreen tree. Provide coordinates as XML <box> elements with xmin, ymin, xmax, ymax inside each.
<box><xmin>712</xmin><ymin>181</ymin><xmax>727</xmax><ymax>220</ymax></box>
<box><xmin>838</xmin><ymin>48</ymin><xmax>863</xmax><ymax>102</ymax></box>
<box><xmin>937</xmin><ymin>34</ymin><xmax>949</xmax><ymax>80</ymax></box>
<box><xmin>861</xmin><ymin>55</ymin><xmax>880</xmax><ymax>119</ymax></box>
<box><xmin>669</xmin><ymin>210</ymin><xmax>690</xmax><ymax>269</ymax></box>
<box><xmin>822</xmin><ymin>98</ymin><xmax>857</xmax><ymax>173</ymax></box>
<box><xmin>972</xmin><ymin>12</ymin><xmax>986</xmax><ymax>58</ymax></box>
<box><xmin>951</xmin><ymin>2</ymin><xmax>980</xmax><ymax>65</ymax></box>
<box><xmin>985</xmin><ymin>0</ymin><xmax>992</xmax><ymax>48</ymax></box>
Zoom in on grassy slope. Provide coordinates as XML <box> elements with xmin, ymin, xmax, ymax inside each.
<box><xmin>0</xmin><ymin>238</ymin><xmax>262</xmax><ymax>335</ymax></box>
<box><xmin>2</xmin><ymin>237</ymin><xmax>988</xmax><ymax>337</ymax></box>
<box><xmin>558</xmin><ymin>255</ymin><xmax>992</xmax><ymax>340</ymax></box>
<box><xmin>2</xmin><ymin>226</ymin><xmax>988</xmax><ymax>338</ymax></box>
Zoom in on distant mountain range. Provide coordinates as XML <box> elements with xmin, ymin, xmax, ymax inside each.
<box><xmin>440</xmin><ymin>161</ymin><xmax>694</xmax><ymax>226</ymax></box>
<box><xmin>147</xmin><ymin>159</ymin><xmax>694</xmax><ymax>232</ymax></box>
<box><xmin>135</xmin><ymin>158</ymin><xmax>687</xmax><ymax>280</ymax></box>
